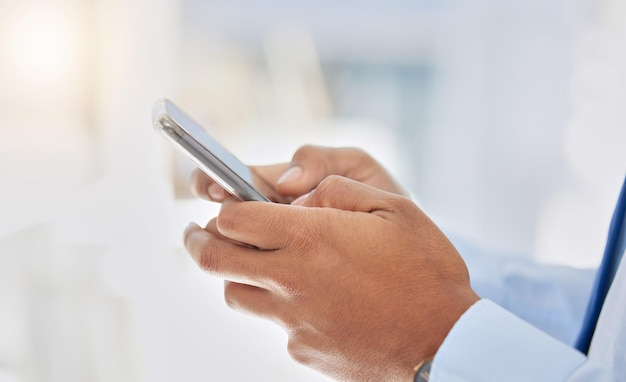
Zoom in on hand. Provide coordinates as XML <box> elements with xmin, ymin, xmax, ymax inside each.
<box><xmin>190</xmin><ymin>145</ymin><xmax>407</xmax><ymax>203</ymax></box>
<box><xmin>184</xmin><ymin>176</ymin><xmax>479</xmax><ymax>382</ymax></box>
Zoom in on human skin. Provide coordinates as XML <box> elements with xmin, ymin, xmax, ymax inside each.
<box><xmin>190</xmin><ymin>145</ymin><xmax>408</xmax><ymax>203</ymax></box>
<box><xmin>184</xmin><ymin>146</ymin><xmax>480</xmax><ymax>381</ymax></box>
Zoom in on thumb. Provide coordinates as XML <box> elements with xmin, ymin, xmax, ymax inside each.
<box><xmin>275</xmin><ymin>145</ymin><xmax>371</xmax><ymax>197</ymax></box>
<box><xmin>275</xmin><ymin>145</ymin><xmax>330</xmax><ymax>197</ymax></box>
<box><xmin>292</xmin><ymin>175</ymin><xmax>394</xmax><ymax>213</ymax></box>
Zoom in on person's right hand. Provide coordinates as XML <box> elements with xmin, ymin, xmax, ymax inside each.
<box><xmin>190</xmin><ymin>145</ymin><xmax>407</xmax><ymax>204</ymax></box>
<box><xmin>184</xmin><ymin>175</ymin><xmax>479</xmax><ymax>381</ymax></box>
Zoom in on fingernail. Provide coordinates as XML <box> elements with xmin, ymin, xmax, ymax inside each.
<box><xmin>208</xmin><ymin>183</ymin><xmax>226</xmax><ymax>200</ymax></box>
<box><xmin>277</xmin><ymin>166</ymin><xmax>303</xmax><ymax>185</ymax></box>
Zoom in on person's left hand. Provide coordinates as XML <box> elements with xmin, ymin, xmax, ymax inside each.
<box><xmin>190</xmin><ymin>145</ymin><xmax>407</xmax><ymax>204</ymax></box>
<box><xmin>184</xmin><ymin>176</ymin><xmax>479</xmax><ymax>382</ymax></box>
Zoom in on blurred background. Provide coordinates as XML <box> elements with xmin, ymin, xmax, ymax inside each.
<box><xmin>0</xmin><ymin>0</ymin><xmax>624</xmax><ymax>381</ymax></box>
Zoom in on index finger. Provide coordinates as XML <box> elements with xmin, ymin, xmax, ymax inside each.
<box><xmin>215</xmin><ymin>200</ymin><xmax>311</xmax><ymax>250</ymax></box>
<box><xmin>215</xmin><ymin>178</ymin><xmax>392</xmax><ymax>250</ymax></box>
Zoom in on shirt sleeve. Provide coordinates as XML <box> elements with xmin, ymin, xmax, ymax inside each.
<box><xmin>430</xmin><ymin>300</ymin><xmax>614</xmax><ymax>382</ymax></box>
<box><xmin>447</xmin><ymin>233</ymin><xmax>596</xmax><ymax>345</ymax></box>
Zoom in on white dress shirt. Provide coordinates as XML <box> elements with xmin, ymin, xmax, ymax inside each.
<box><xmin>430</xmin><ymin>251</ymin><xmax>625</xmax><ymax>381</ymax></box>
<box><xmin>451</xmin><ymin>234</ymin><xmax>596</xmax><ymax>345</ymax></box>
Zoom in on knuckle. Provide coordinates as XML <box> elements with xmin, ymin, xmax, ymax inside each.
<box><xmin>393</xmin><ymin>195</ymin><xmax>417</xmax><ymax>212</ymax></box>
<box><xmin>264</xmin><ymin>261</ymin><xmax>301</xmax><ymax>298</ymax></box>
<box><xmin>274</xmin><ymin>271</ymin><xmax>301</xmax><ymax>298</ymax></box>
<box><xmin>316</xmin><ymin>174</ymin><xmax>342</xmax><ymax>193</ymax></box>
<box><xmin>343</xmin><ymin>146</ymin><xmax>376</xmax><ymax>169</ymax></box>
<box><xmin>387</xmin><ymin>195</ymin><xmax>422</xmax><ymax>223</ymax></box>
<box><xmin>287</xmin><ymin>337</ymin><xmax>312</xmax><ymax>365</ymax></box>
<box><xmin>215</xmin><ymin>211</ymin><xmax>235</xmax><ymax>236</ymax></box>
<box><xmin>293</xmin><ymin>144</ymin><xmax>320</xmax><ymax>160</ymax></box>
<box><xmin>314</xmin><ymin>175</ymin><xmax>346</xmax><ymax>206</ymax></box>
<box><xmin>347</xmin><ymin>146</ymin><xmax>370</xmax><ymax>161</ymax></box>
<box><xmin>276</xmin><ymin>312</ymin><xmax>299</xmax><ymax>333</ymax></box>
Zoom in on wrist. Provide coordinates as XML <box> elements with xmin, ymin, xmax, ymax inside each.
<box><xmin>403</xmin><ymin>289</ymin><xmax>480</xmax><ymax>381</ymax></box>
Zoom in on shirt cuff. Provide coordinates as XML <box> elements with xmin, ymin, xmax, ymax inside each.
<box><xmin>430</xmin><ymin>299</ymin><xmax>587</xmax><ymax>381</ymax></box>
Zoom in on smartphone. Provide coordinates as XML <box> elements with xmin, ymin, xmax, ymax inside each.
<box><xmin>152</xmin><ymin>99</ymin><xmax>271</xmax><ymax>202</ymax></box>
